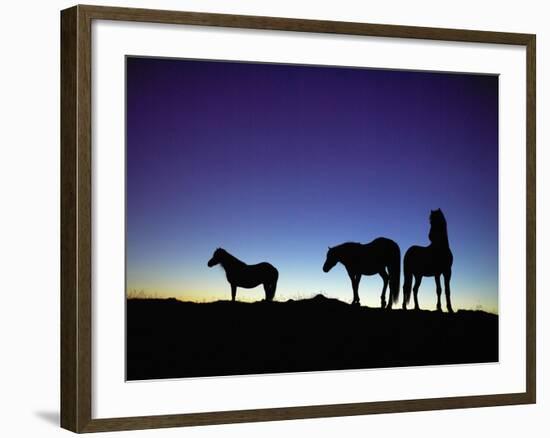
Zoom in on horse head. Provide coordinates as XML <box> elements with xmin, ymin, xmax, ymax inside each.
<box><xmin>322</xmin><ymin>246</ymin><xmax>339</xmax><ymax>273</ymax></box>
<box><xmin>429</xmin><ymin>209</ymin><xmax>449</xmax><ymax>246</ymax></box>
<box><xmin>430</xmin><ymin>208</ymin><xmax>447</xmax><ymax>228</ymax></box>
<box><xmin>207</xmin><ymin>248</ymin><xmax>225</xmax><ymax>267</ymax></box>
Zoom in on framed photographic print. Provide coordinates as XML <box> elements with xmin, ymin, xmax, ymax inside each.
<box><xmin>60</xmin><ymin>4</ymin><xmax>536</xmax><ymax>433</ymax></box>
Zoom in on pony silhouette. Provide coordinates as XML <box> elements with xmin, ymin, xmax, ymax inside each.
<box><xmin>322</xmin><ymin>238</ymin><xmax>401</xmax><ymax>308</ymax></box>
<box><xmin>403</xmin><ymin>209</ymin><xmax>454</xmax><ymax>312</ymax></box>
<box><xmin>207</xmin><ymin>248</ymin><xmax>279</xmax><ymax>302</ymax></box>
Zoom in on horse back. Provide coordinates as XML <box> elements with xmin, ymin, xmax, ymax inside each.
<box><xmin>342</xmin><ymin>238</ymin><xmax>399</xmax><ymax>274</ymax></box>
<box><xmin>369</xmin><ymin>237</ymin><xmax>399</xmax><ymax>252</ymax></box>
<box><xmin>252</xmin><ymin>262</ymin><xmax>279</xmax><ymax>277</ymax></box>
<box><xmin>404</xmin><ymin>244</ymin><xmax>452</xmax><ymax>275</ymax></box>
<box><xmin>230</xmin><ymin>261</ymin><xmax>278</xmax><ymax>288</ymax></box>
<box><xmin>363</xmin><ymin>237</ymin><xmax>400</xmax><ymax>262</ymax></box>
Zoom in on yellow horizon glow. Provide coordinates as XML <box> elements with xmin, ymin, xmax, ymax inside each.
<box><xmin>126</xmin><ymin>286</ymin><xmax>498</xmax><ymax>315</ymax></box>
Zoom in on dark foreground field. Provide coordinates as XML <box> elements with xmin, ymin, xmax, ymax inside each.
<box><xmin>126</xmin><ymin>295</ymin><xmax>498</xmax><ymax>381</ymax></box>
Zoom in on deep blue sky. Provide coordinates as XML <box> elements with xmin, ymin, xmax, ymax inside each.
<box><xmin>126</xmin><ymin>56</ymin><xmax>498</xmax><ymax>312</ymax></box>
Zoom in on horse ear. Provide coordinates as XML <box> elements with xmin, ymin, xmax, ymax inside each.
<box><xmin>328</xmin><ymin>246</ymin><xmax>332</xmax><ymax>250</ymax></box>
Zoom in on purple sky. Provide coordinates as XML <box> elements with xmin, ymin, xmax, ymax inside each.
<box><xmin>126</xmin><ymin>56</ymin><xmax>498</xmax><ymax>312</ymax></box>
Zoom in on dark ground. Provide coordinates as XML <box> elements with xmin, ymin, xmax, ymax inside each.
<box><xmin>126</xmin><ymin>295</ymin><xmax>498</xmax><ymax>381</ymax></box>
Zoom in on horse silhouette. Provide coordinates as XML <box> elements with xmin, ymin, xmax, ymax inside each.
<box><xmin>207</xmin><ymin>248</ymin><xmax>279</xmax><ymax>302</ymax></box>
<box><xmin>403</xmin><ymin>209</ymin><xmax>454</xmax><ymax>312</ymax></box>
<box><xmin>322</xmin><ymin>238</ymin><xmax>401</xmax><ymax>308</ymax></box>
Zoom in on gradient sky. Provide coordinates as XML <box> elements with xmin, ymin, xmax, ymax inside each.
<box><xmin>126</xmin><ymin>56</ymin><xmax>498</xmax><ymax>313</ymax></box>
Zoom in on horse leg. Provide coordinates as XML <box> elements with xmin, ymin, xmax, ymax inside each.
<box><xmin>435</xmin><ymin>274</ymin><xmax>442</xmax><ymax>311</ymax></box>
<box><xmin>231</xmin><ymin>284</ymin><xmax>237</xmax><ymax>302</ymax></box>
<box><xmin>444</xmin><ymin>270</ymin><xmax>454</xmax><ymax>313</ymax></box>
<box><xmin>263</xmin><ymin>283</ymin><xmax>275</xmax><ymax>302</ymax></box>
<box><xmin>402</xmin><ymin>270</ymin><xmax>412</xmax><ymax>310</ymax></box>
<box><xmin>413</xmin><ymin>274</ymin><xmax>422</xmax><ymax>310</ymax></box>
<box><xmin>350</xmin><ymin>274</ymin><xmax>361</xmax><ymax>305</ymax></box>
<box><xmin>271</xmin><ymin>277</ymin><xmax>278</xmax><ymax>302</ymax></box>
<box><xmin>379</xmin><ymin>270</ymin><xmax>389</xmax><ymax>309</ymax></box>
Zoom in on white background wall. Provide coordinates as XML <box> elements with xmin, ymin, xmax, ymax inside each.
<box><xmin>0</xmin><ymin>0</ymin><xmax>546</xmax><ymax>436</ymax></box>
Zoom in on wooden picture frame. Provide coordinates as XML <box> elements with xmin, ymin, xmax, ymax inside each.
<box><xmin>61</xmin><ymin>4</ymin><xmax>536</xmax><ymax>433</ymax></box>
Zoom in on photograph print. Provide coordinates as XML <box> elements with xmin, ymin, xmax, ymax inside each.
<box><xmin>125</xmin><ymin>56</ymin><xmax>498</xmax><ymax>381</ymax></box>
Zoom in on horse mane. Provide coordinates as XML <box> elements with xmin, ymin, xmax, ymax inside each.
<box><xmin>332</xmin><ymin>241</ymin><xmax>360</xmax><ymax>250</ymax></box>
<box><xmin>329</xmin><ymin>242</ymin><xmax>360</xmax><ymax>256</ymax></box>
<box><xmin>216</xmin><ymin>248</ymin><xmax>246</xmax><ymax>267</ymax></box>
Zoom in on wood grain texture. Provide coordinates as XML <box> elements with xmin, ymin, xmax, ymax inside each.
<box><xmin>60</xmin><ymin>5</ymin><xmax>78</xmax><ymax>432</ymax></box>
<box><xmin>525</xmin><ymin>35</ymin><xmax>536</xmax><ymax>403</ymax></box>
<box><xmin>80</xmin><ymin>393</ymin><xmax>534</xmax><ymax>433</ymax></box>
<box><xmin>78</xmin><ymin>4</ymin><xmax>533</xmax><ymax>44</ymax></box>
<box><xmin>76</xmin><ymin>5</ymin><xmax>93</xmax><ymax>431</ymax></box>
<box><xmin>60</xmin><ymin>4</ymin><xmax>536</xmax><ymax>433</ymax></box>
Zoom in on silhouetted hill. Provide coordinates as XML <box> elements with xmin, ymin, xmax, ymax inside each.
<box><xmin>126</xmin><ymin>294</ymin><xmax>498</xmax><ymax>381</ymax></box>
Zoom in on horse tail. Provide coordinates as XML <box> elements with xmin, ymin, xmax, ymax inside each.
<box><xmin>403</xmin><ymin>249</ymin><xmax>413</xmax><ymax>305</ymax></box>
<box><xmin>388</xmin><ymin>242</ymin><xmax>401</xmax><ymax>305</ymax></box>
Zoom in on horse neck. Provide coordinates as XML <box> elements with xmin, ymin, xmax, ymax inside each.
<box><xmin>334</xmin><ymin>243</ymin><xmax>357</xmax><ymax>263</ymax></box>
<box><xmin>219</xmin><ymin>252</ymin><xmax>246</xmax><ymax>271</ymax></box>
<box><xmin>430</xmin><ymin>224</ymin><xmax>449</xmax><ymax>248</ymax></box>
